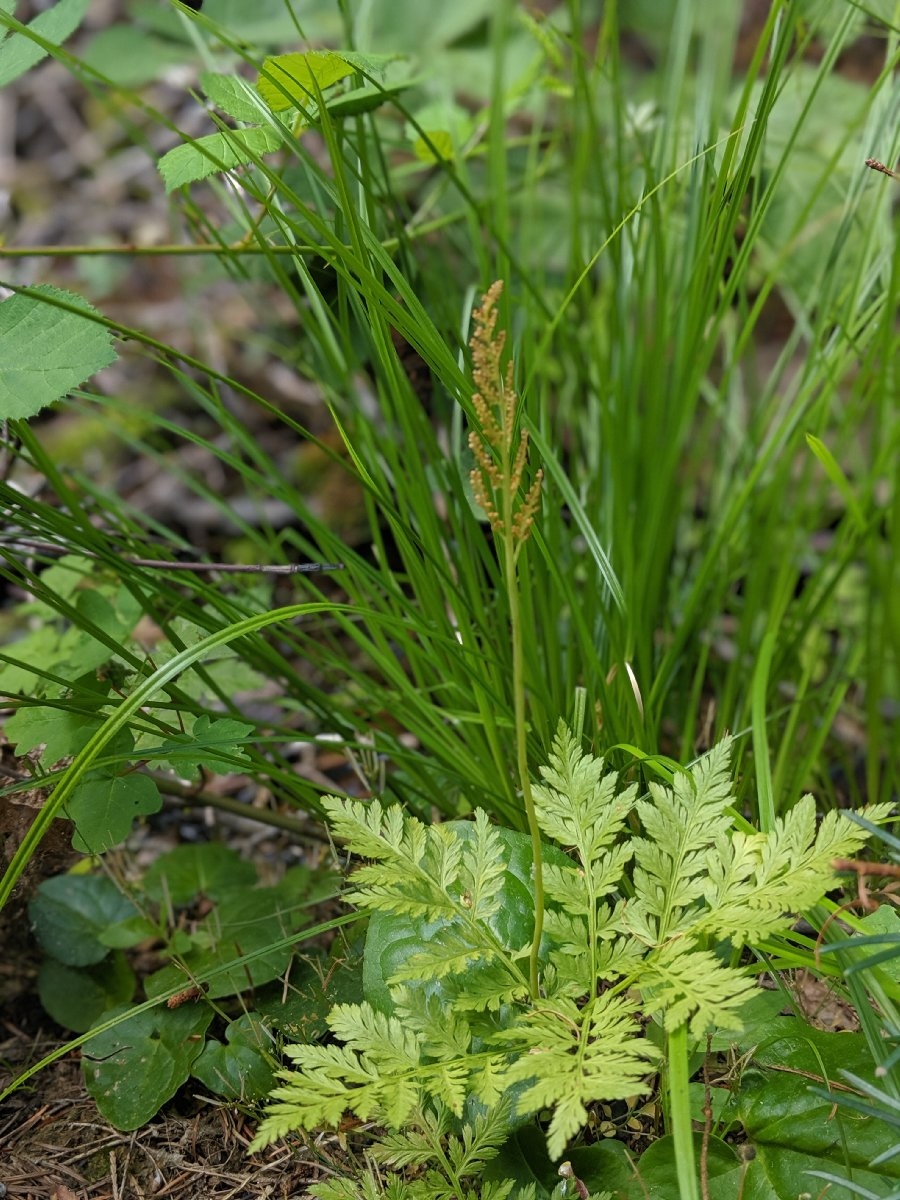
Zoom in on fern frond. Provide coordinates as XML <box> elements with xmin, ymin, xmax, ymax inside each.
<box><xmin>443</xmin><ymin>1101</ymin><xmax>513</xmax><ymax>1175</ymax></box>
<box><xmin>373</xmin><ymin>1124</ymin><xmax>442</xmax><ymax>1169</ymax></box>
<box><xmin>498</xmin><ymin>994</ymin><xmax>657</xmax><ymax>1159</ymax></box>
<box><xmin>442</xmin><ymin>960</ymin><xmax>531</xmax><ymax>1011</ymax></box>
<box><xmin>388</xmin><ymin>924</ymin><xmax>502</xmax><ymax>983</ymax></box>
<box><xmin>424</xmin><ymin>1059</ymin><xmax>470</xmax><ymax>1117</ymax></box>
<box><xmin>311</xmin><ymin>1174</ymin><xmax>394</xmax><ymax>1200</ymax></box>
<box><xmin>458</xmin><ymin>808</ymin><xmax>507</xmax><ymax>923</ymax></box>
<box><xmin>392</xmin><ymin>988</ymin><xmax>473</xmax><ymax>1059</ymax></box>
<box><xmin>468</xmin><ymin>1050</ymin><xmax>508</xmax><ymax>1109</ymax></box>
<box><xmin>543</xmin><ymin>909</ymin><xmax>591</xmax><ymax>955</ymax></box>
<box><xmin>543</xmin><ymin>863</ymin><xmax>590</xmax><ymax>915</ymax></box>
<box><xmin>631</xmin><ymin>739</ymin><xmax>735</xmax><ymax>941</ymax></box>
<box><xmin>251</xmin><ymin>1048</ymin><xmax>394</xmax><ymax>1135</ymax></box>
<box><xmin>590</xmin><ymin>844</ymin><xmax>635</xmax><ymax>897</ymax></box>
<box><xmin>327</xmin><ymin>1002</ymin><xmax>422</xmax><ymax>1068</ymax></box>
<box><xmin>533</xmin><ymin>726</ymin><xmax>637</xmax><ymax>874</ymax></box>
<box><xmin>697</xmin><ymin>800</ymin><xmax>897</xmax><ymax>946</ymax></box>
<box><xmin>346</xmin><ymin>863</ymin><xmax>462</xmax><ymax>920</ymax></box>
<box><xmin>640</xmin><ymin>941</ymin><xmax>755</xmax><ymax>1035</ymax></box>
<box><xmin>323</xmin><ymin>795</ymin><xmax>426</xmax><ymax>862</ymax></box>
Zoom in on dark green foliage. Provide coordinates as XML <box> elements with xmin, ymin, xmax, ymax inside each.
<box><xmin>28</xmin><ymin>843</ymin><xmax>341</xmax><ymax>1127</ymax></box>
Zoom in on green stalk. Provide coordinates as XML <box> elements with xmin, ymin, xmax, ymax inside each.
<box><xmin>505</xmin><ymin>530</ymin><xmax>544</xmax><ymax>999</ymax></box>
<box><xmin>668</xmin><ymin>1023</ymin><xmax>701</xmax><ymax>1200</ymax></box>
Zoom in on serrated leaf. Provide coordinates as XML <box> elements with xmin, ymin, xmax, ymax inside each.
<box><xmin>258</xmin><ymin>51</ymin><xmax>354</xmax><ymax>112</ymax></box>
<box><xmin>0</xmin><ymin>0</ymin><xmax>89</xmax><ymax>87</ymax></box>
<box><xmin>5</xmin><ymin>705</ymin><xmax>103</xmax><ymax>765</ymax></box>
<box><xmin>83</xmin><ymin>1003</ymin><xmax>213</xmax><ymax>1130</ymax></box>
<box><xmin>149</xmin><ymin>714</ymin><xmax>253</xmax><ymax>774</ymax></box>
<box><xmin>29</xmin><ymin>873</ymin><xmax>140</xmax><ymax>966</ymax></box>
<box><xmin>66</xmin><ymin>770</ymin><xmax>162</xmax><ymax>854</ymax></box>
<box><xmin>201</xmin><ymin>71</ymin><xmax>267</xmax><ymax>122</ymax></box>
<box><xmin>158</xmin><ymin>126</ymin><xmax>283</xmax><ymax>192</ymax></box>
<box><xmin>0</xmin><ymin>286</ymin><xmax>117</xmax><ymax>419</ymax></box>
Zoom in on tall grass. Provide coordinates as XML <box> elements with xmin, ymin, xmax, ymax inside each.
<box><xmin>1</xmin><ymin>0</ymin><xmax>897</xmax><ymax>834</ymax></box>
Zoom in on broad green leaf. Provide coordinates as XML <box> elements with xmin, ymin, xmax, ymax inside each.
<box><xmin>66</xmin><ymin>770</ymin><xmax>162</xmax><ymax>854</ymax></box>
<box><xmin>258</xmin><ymin>51</ymin><xmax>354</xmax><ymax>112</ymax></box>
<box><xmin>83</xmin><ymin>1003</ymin><xmax>213</xmax><ymax>1130</ymax></box>
<box><xmin>148</xmin><ymin>715</ymin><xmax>254</xmax><ymax>774</ymax></box>
<box><xmin>29</xmin><ymin>874</ymin><xmax>140</xmax><ymax>966</ymax></box>
<box><xmin>191</xmin><ymin>1013</ymin><xmax>276</xmax><ymax>1100</ymax></box>
<box><xmin>0</xmin><ymin>286</ymin><xmax>117</xmax><ymax>419</ymax></box>
<box><xmin>854</xmin><ymin>905</ymin><xmax>900</xmax><ymax>980</ymax></box>
<box><xmin>255</xmin><ymin>940</ymin><xmax>366</xmax><ymax>1041</ymax></box>
<box><xmin>37</xmin><ymin>951</ymin><xmax>135</xmax><ymax>1033</ymax></box>
<box><xmin>158</xmin><ymin>126</ymin><xmax>282</xmax><ymax>193</ymax></box>
<box><xmin>201</xmin><ymin>71</ymin><xmax>267</xmax><ymax>122</ymax></box>
<box><xmin>142</xmin><ymin>842</ymin><xmax>257</xmax><ymax>907</ymax></box>
<box><xmin>320</xmin><ymin>82</ymin><xmax>412</xmax><ymax>121</ymax></box>
<box><xmin>407</xmin><ymin>102</ymin><xmax>472</xmax><ymax>163</ymax></box>
<box><xmin>736</xmin><ymin>1030</ymin><xmax>900</xmax><ymax>1195</ymax></box>
<box><xmin>0</xmin><ymin>0</ymin><xmax>89</xmax><ymax>87</ymax></box>
<box><xmin>412</xmin><ymin>130</ymin><xmax>454</xmax><ymax>163</ymax></box>
<box><xmin>80</xmin><ymin>25</ymin><xmax>192</xmax><ymax>87</ymax></box>
<box><xmin>99</xmin><ymin>913</ymin><xmax>160</xmax><ymax>949</ymax></box>
<box><xmin>5</xmin><ymin>705</ymin><xmax>103</xmax><ymax>765</ymax></box>
<box><xmin>145</xmin><ymin>881</ymin><xmax>312</xmax><ymax>1000</ymax></box>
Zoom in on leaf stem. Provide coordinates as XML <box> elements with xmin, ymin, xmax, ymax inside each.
<box><xmin>668</xmin><ymin>1022</ymin><xmax>701</xmax><ymax>1200</ymax></box>
<box><xmin>505</xmin><ymin>532</ymin><xmax>544</xmax><ymax>998</ymax></box>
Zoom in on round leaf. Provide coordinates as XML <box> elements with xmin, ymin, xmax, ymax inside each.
<box><xmin>29</xmin><ymin>874</ymin><xmax>140</xmax><ymax>966</ymax></box>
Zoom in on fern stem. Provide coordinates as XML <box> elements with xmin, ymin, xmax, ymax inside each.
<box><xmin>667</xmin><ymin>1023</ymin><xmax>701</xmax><ymax>1200</ymax></box>
<box><xmin>505</xmin><ymin>532</ymin><xmax>544</xmax><ymax>999</ymax></box>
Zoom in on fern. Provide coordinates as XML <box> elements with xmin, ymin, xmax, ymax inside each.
<box><xmin>252</xmin><ymin>728</ymin><xmax>890</xmax><ymax>1173</ymax></box>
<box><xmin>495</xmin><ymin>993</ymin><xmax>660</xmax><ymax>1160</ymax></box>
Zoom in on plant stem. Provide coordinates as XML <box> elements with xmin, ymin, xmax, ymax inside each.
<box><xmin>668</xmin><ymin>1023</ymin><xmax>701</xmax><ymax>1200</ymax></box>
<box><xmin>505</xmin><ymin>532</ymin><xmax>544</xmax><ymax>999</ymax></box>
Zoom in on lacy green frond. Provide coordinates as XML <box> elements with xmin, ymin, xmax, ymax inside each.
<box><xmin>388</xmin><ymin>924</ymin><xmax>503</xmax><ymax>983</ymax></box>
<box><xmin>469</xmin><ymin>1052</ymin><xmax>508</xmax><ymax>1109</ymax></box>
<box><xmin>631</xmin><ymin>739</ymin><xmax>735</xmax><ymax>941</ymax></box>
<box><xmin>372</xmin><ymin>1100</ymin><xmax>513</xmax><ymax>1187</ymax></box>
<box><xmin>590</xmin><ymin>844</ymin><xmax>635</xmax><ymax>898</ymax></box>
<box><xmin>640</xmin><ymin>941</ymin><xmax>756</xmax><ymax>1035</ymax></box>
<box><xmin>311</xmin><ymin>1173</ymin><xmax>395</xmax><ymax>1200</ymax></box>
<box><xmin>249</xmin><ymin>1044</ymin><xmax>396</xmax><ymax>1142</ymax></box>
<box><xmin>441</xmin><ymin>960</ymin><xmax>531</xmax><ymax>1011</ymax></box>
<box><xmin>323</xmin><ymin>795</ymin><xmax>426</xmax><ymax>862</ymax></box>
<box><xmin>696</xmin><ymin>798</ymin><xmax>896</xmax><ymax>944</ymax></box>
<box><xmin>346</xmin><ymin>861</ymin><xmax>461</xmax><ymax>920</ymax></box>
<box><xmin>543</xmin><ymin>863</ymin><xmax>591</xmax><ymax>914</ymax></box>
<box><xmin>327</xmin><ymin>1002</ymin><xmax>422</xmax><ymax>1068</ymax></box>
<box><xmin>393</xmin><ymin>987</ymin><xmax>473</xmax><ymax>1059</ymax></box>
<box><xmin>443</xmin><ymin>1101</ymin><xmax>513</xmax><ymax>1175</ymax></box>
<box><xmin>458</xmin><ymin>808</ymin><xmax>507</xmax><ymax>923</ymax></box>
<box><xmin>533</xmin><ymin>723</ymin><xmax>636</xmax><ymax>870</ymax></box>
<box><xmin>498</xmin><ymin>994</ymin><xmax>658</xmax><ymax>1161</ymax></box>
<box><xmin>543</xmin><ymin>908</ymin><xmax>590</xmax><ymax>955</ymax></box>
<box><xmin>335</xmin><ymin>803</ymin><xmax>508</xmax><ymax>925</ymax></box>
